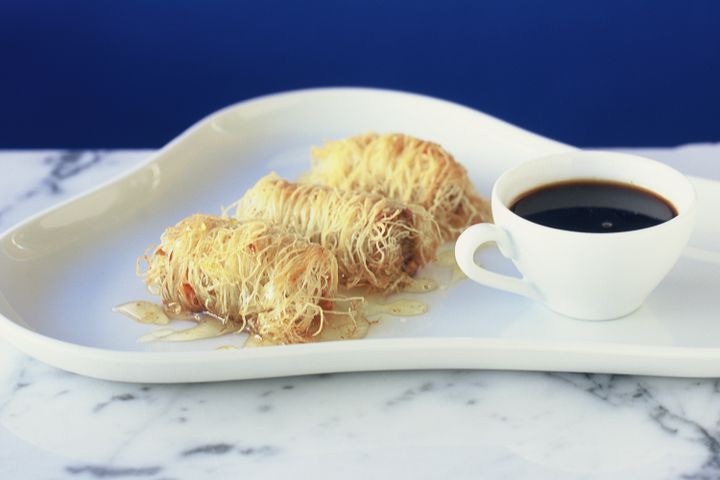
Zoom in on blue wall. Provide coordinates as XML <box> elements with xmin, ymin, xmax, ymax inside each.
<box><xmin>2</xmin><ymin>0</ymin><xmax>719</xmax><ymax>147</ymax></box>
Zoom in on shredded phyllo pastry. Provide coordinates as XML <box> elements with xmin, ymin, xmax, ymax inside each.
<box><xmin>231</xmin><ymin>173</ymin><xmax>441</xmax><ymax>293</ymax></box>
<box><xmin>139</xmin><ymin>214</ymin><xmax>355</xmax><ymax>344</ymax></box>
<box><xmin>132</xmin><ymin>132</ymin><xmax>489</xmax><ymax>345</ymax></box>
<box><xmin>304</xmin><ymin>132</ymin><xmax>491</xmax><ymax>240</ymax></box>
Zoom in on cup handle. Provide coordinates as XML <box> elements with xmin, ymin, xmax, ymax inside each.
<box><xmin>455</xmin><ymin>224</ymin><xmax>541</xmax><ymax>301</ymax></box>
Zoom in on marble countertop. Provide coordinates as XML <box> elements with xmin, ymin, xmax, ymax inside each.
<box><xmin>1</xmin><ymin>147</ymin><xmax>719</xmax><ymax>479</ymax></box>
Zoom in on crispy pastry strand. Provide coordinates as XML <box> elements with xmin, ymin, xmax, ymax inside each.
<box><xmin>140</xmin><ymin>214</ymin><xmax>343</xmax><ymax>344</ymax></box>
<box><xmin>232</xmin><ymin>174</ymin><xmax>441</xmax><ymax>293</ymax></box>
<box><xmin>304</xmin><ymin>132</ymin><xmax>491</xmax><ymax>240</ymax></box>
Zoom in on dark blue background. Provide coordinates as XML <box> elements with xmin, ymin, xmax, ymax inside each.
<box><xmin>2</xmin><ymin>1</ymin><xmax>719</xmax><ymax>148</ymax></box>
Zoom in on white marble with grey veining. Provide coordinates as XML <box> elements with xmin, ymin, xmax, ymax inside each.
<box><xmin>1</xmin><ymin>147</ymin><xmax>720</xmax><ymax>480</ymax></box>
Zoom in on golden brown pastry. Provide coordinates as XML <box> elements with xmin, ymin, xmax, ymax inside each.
<box><xmin>140</xmin><ymin>214</ymin><xmax>349</xmax><ymax>344</ymax></box>
<box><xmin>304</xmin><ymin>132</ymin><xmax>491</xmax><ymax>240</ymax></box>
<box><xmin>233</xmin><ymin>173</ymin><xmax>441</xmax><ymax>293</ymax></box>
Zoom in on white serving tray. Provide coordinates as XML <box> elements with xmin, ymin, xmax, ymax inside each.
<box><xmin>1</xmin><ymin>88</ymin><xmax>719</xmax><ymax>382</ymax></box>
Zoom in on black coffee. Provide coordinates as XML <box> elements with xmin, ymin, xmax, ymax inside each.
<box><xmin>510</xmin><ymin>180</ymin><xmax>677</xmax><ymax>233</ymax></box>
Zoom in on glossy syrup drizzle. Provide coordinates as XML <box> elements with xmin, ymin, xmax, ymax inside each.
<box><xmin>136</xmin><ymin>316</ymin><xmax>238</xmax><ymax>343</ymax></box>
<box><xmin>245</xmin><ymin>310</ymin><xmax>372</xmax><ymax>348</ymax></box>
<box><xmin>402</xmin><ymin>277</ymin><xmax>439</xmax><ymax>293</ymax></box>
<box><xmin>436</xmin><ymin>247</ymin><xmax>466</xmax><ymax>282</ymax></box>
<box><xmin>113</xmin><ymin>301</ymin><xmax>171</xmax><ymax>325</ymax></box>
<box><xmin>114</xmin><ymin>301</ymin><xmax>240</xmax><ymax>343</ymax></box>
<box><xmin>366</xmin><ymin>298</ymin><xmax>428</xmax><ymax>317</ymax></box>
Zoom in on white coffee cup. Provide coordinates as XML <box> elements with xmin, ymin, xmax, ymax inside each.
<box><xmin>455</xmin><ymin>150</ymin><xmax>696</xmax><ymax>320</ymax></box>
